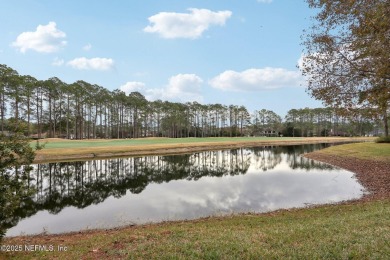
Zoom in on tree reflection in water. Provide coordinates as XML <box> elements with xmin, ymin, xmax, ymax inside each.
<box><xmin>0</xmin><ymin>167</ymin><xmax>36</xmax><ymax>239</ymax></box>
<box><xmin>5</xmin><ymin>143</ymin><xmax>337</xmax><ymax>235</ymax></box>
<box><xmin>0</xmin><ymin>123</ymin><xmax>41</xmax><ymax>241</ymax></box>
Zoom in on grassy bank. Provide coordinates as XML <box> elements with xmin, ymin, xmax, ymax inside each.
<box><xmin>309</xmin><ymin>142</ymin><xmax>390</xmax><ymax>162</ymax></box>
<box><xmin>33</xmin><ymin>136</ymin><xmax>373</xmax><ymax>163</ymax></box>
<box><xmin>2</xmin><ymin>201</ymin><xmax>389</xmax><ymax>259</ymax></box>
<box><xmin>304</xmin><ymin>142</ymin><xmax>390</xmax><ymax>202</ymax></box>
<box><xmin>2</xmin><ymin>141</ymin><xmax>388</xmax><ymax>259</ymax></box>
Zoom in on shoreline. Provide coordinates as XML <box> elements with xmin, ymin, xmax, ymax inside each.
<box><xmin>2</xmin><ymin>141</ymin><xmax>389</xmax><ymax>258</ymax></box>
<box><xmin>303</xmin><ymin>151</ymin><xmax>390</xmax><ymax>201</ymax></box>
<box><xmin>33</xmin><ymin>136</ymin><xmax>373</xmax><ymax>163</ymax></box>
<box><xmin>7</xmin><ymin>144</ymin><xmax>387</xmax><ymax>239</ymax></box>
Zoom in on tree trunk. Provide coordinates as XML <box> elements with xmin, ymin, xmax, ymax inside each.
<box><xmin>0</xmin><ymin>94</ymin><xmax>3</xmax><ymax>132</ymax></box>
<box><xmin>384</xmin><ymin>110</ymin><xmax>389</xmax><ymax>137</ymax></box>
<box><xmin>66</xmin><ymin>94</ymin><xmax>70</xmax><ymax>139</ymax></box>
<box><xmin>27</xmin><ymin>96</ymin><xmax>31</xmax><ymax>136</ymax></box>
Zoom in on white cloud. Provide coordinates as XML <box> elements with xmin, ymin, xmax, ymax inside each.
<box><xmin>209</xmin><ymin>68</ymin><xmax>303</xmax><ymax>91</ymax></box>
<box><xmin>67</xmin><ymin>57</ymin><xmax>114</xmax><ymax>71</ymax></box>
<box><xmin>257</xmin><ymin>0</ymin><xmax>273</xmax><ymax>3</ymax></box>
<box><xmin>12</xmin><ymin>22</ymin><xmax>66</xmax><ymax>53</ymax></box>
<box><xmin>83</xmin><ymin>43</ymin><xmax>92</xmax><ymax>51</ymax></box>
<box><xmin>120</xmin><ymin>82</ymin><xmax>146</xmax><ymax>93</ymax></box>
<box><xmin>142</xmin><ymin>88</ymin><xmax>165</xmax><ymax>101</ymax></box>
<box><xmin>164</xmin><ymin>73</ymin><xmax>203</xmax><ymax>101</ymax></box>
<box><xmin>144</xmin><ymin>8</ymin><xmax>232</xmax><ymax>39</ymax></box>
<box><xmin>52</xmin><ymin>57</ymin><xmax>64</xmax><ymax>66</ymax></box>
<box><xmin>120</xmin><ymin>74</ymin><xmax>204</xmax><ymax>102</ymax></box>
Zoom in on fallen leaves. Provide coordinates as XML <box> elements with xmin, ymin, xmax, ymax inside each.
<box><xmin>304</xmin><ymin>152</ymin><xmax>390</xmax><ymax>201</ymax></box>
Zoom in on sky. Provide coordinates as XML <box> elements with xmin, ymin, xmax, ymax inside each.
<box><xmin>0</xmin><ymin>0</ymin><xmax>324</xmax><ymax>117</ymax></box>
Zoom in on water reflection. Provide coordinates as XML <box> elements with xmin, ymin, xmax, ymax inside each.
<box><xmin>6</xmin><ymin>144</ymin><xmax>364</xmax><ymax>236</ymax></box>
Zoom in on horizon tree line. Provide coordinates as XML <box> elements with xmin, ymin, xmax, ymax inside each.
<box><xmin>0</xmin><ymin>64</ymin><xmax>385</xmax><ymax>139</ymax></box>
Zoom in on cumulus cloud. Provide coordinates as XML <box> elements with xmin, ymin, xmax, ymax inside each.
<box><xmin>120</xmin><ymin>74</ymin><xmax>204</xmax><ymax>102</ymax></box>
<box><xmin>209</xmin><ymin>68</ymin><xmax>303</xmax><ymax>91</ymax></box>
<box><xmin>12</xmin><ymin>22</ymin><xmax>66</xmax><ymax>53</ymax></box>
<box><xmin>83</xmin><ymin>43</ymin><xmax>92</xmax><ymax>51</ymax></box>
<box><xmin>164</xmin><ymin>73</ymin><xmax>203</xmax><ymax>100</ymax></box>
<box><xmin>120</xmin><ymin>82</ymin><xmax>146</xmax><ymax>93</ymax></box>
<box><xmin>144</xmin><ymin>8</ymin><xmax>232</xmax><ymax>39</ymax></box>
<box><xmin>67</xmin><ymin>57</ymin><xmax>114</xmax><ymax>71</ymax></box>
<box><xmin>52</xmin><ymin>57</ymin><xmax>64</xmax><ymax>66</ymax></box>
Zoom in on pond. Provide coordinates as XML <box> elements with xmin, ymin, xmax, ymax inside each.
<box><xmin>5</xmin><ymin>144</ymin><xmax>365</xmax><ymax>237</ymax></box>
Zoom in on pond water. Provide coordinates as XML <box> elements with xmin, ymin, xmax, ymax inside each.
<box><xmin>6</xmin><ymin>144</ymin><xmax>365</xmax><ymax>237</ymax></box>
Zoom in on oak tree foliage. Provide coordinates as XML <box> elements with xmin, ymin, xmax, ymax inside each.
<box><xmin>301</xmin><ymin>0</ymin><xmax>390</xmax><ymax>136</ymax></box>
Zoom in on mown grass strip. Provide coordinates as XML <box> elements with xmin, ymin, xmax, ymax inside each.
<box><xmin>316</xmin><ymin>142</ymin><xmax>390</xmax><ymax>162</ymax></box>
<box><xmin>36</xmin><ymin>137</ymin><xmax>299</xmax><ymax>149</ymax></box>
<box><xmin>33</xmin><ymin>137</ymin><xmax>374</xmax><ymax>161</ymax></box>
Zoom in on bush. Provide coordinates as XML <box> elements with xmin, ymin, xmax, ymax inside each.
<box><xmin>375</xmin><ymin>136</ymin><xmax>390</xmax><ymax>143</ymax></box>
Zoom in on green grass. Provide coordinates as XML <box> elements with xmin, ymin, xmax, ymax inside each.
<box><xmin>32</xmin><ymin>137</ymin><xmax>374</xmax><ymax>162</ymax></box>
<box><xmin>318</xmin><ymin>142</ymin><xmax>390</xmax><ymax>162</ymax></box>
<box><xmin>37</xmin><ymin>137</ymin><xmax>299</xmax><ymax>149</ymax></box>
<box><xmin>37</xmin><ymin>136</ymin><xmax>338</xmax><ymax>162</ymax></box>
<box><xmin>2</xmin><ymin>200</ymin><xmax>390</xmax><ymax>259</ymax></box>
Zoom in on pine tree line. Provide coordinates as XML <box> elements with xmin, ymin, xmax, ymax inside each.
<box><xmin>0</xmin><ymin>64</ymin><xmax>383</xmax><ymax>139</ymax></box>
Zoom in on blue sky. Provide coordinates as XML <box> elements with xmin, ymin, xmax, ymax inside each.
<box><xmin>0</xmin><ymin>0</ymin><xmax>323</xmax><ymax>117</ymax></box>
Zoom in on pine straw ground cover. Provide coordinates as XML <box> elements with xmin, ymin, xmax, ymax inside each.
<box><xmin>1</xmin><ymin>142</ymin><xmax>389</xmax><ymax>259</ymax></box>
<box><xmin>304</xmin><ymin>142</ymin><xmax>390</xmax><ymax>201</ymax></box>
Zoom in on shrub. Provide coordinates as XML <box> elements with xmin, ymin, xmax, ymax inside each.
<box><xmin>375</xmin><ymin>136</ymin><xmax>390</xmax><ymax>143</ymax></box>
